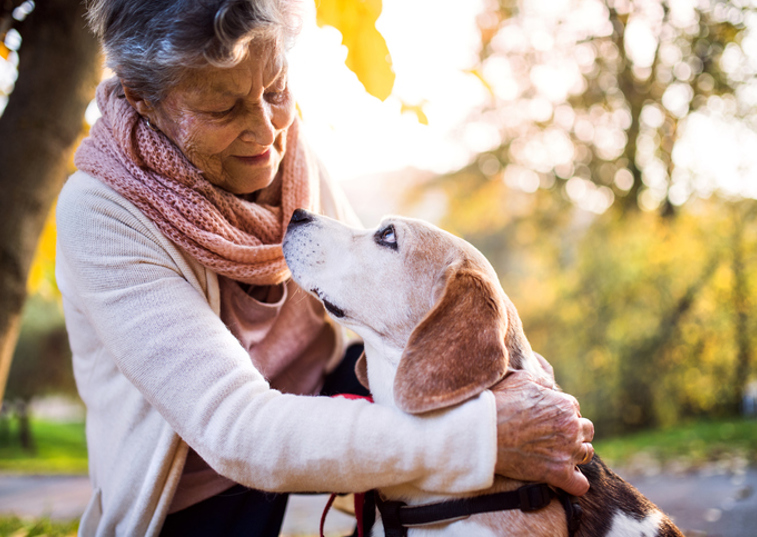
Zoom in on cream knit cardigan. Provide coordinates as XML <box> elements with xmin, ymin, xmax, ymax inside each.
<box><xmin>56</xmin><ymin>170</ymin><xmax>497</xmax><ymax>537</ymax></box>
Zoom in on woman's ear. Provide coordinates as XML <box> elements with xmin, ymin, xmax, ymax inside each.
<box><xmin>122</xmin><ymin>84</ymin><xmax>155</xmax><ymax>119</ymax></box>
<box><xmin>393</xmin><ymin>262</ymin><xmax>510</xmax><ymax>414</ymax></box>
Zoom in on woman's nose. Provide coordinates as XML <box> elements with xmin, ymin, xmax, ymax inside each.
<box><xmin>239</xmin><ymin>103</ymin><xmax>276</xmax><ymax>146</ymax></box>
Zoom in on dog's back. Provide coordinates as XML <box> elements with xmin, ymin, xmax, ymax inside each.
<box><xmin>574</xmin><ymin>456</ymin><xmax>682</xmax><ymax>536</ymax></box>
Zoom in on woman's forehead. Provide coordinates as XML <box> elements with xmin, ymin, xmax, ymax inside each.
<box><xmin>178</xmin><ymin>41</ymin><xmax>287</xmax><ymax>100</ymax></box>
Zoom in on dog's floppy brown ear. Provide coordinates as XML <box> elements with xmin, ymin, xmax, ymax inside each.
<box><xmin>394</xmin><ymin>263</ymin><xmax>509</xmax><ymax>414</ymax></box>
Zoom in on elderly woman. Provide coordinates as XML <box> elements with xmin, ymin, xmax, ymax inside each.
<box><xmin>56</xmin><ymin>0</ymin><xmax>594</xmax><ymax>536</ymax></box>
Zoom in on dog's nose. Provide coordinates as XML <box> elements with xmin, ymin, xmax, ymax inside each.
<box><xmin>289</xmin><ymin>208</ymin><xmax>314</xmax><ymax>228</ymax></box>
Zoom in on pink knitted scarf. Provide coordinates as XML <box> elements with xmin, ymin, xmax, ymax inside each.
<box><xmin>75</xmin><ymin>78</ymin><xmax>315</xmax><ymax>286</ymax></box>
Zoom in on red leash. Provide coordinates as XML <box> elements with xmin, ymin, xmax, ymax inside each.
<box><xmin>319</xmin><ymin>492</ymin><xmax>369</xmax><ymax>537</ymax></box>
<box><xmin>320</xmin><ymin>394</ymin><xmax>373</xmax><ymax>537</ymax></box>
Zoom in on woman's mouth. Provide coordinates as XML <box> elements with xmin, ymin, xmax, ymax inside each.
<box><xmin>234</xmin><ymin>149</ymin><xmax>271</xmax><ymax>165</ymax></box>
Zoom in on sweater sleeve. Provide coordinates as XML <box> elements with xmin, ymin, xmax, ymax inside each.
<box><xmin>56</xmin><ymin>172</ymin><xmax>497</xmax><ymax>495</ymax></box>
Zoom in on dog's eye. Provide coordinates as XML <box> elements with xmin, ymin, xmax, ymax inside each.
<box><xmin>375</xmin><ymin>225</ymin><xmax>398</xmax><ymax>250</ymax></box>
<box><xmin>381</xmin><ymin>227</ymin><xmax>396</xmax><ymax>243</ymax></box>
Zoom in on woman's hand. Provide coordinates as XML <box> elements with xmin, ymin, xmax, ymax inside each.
<box><xmin>491</xmin><ymin>370</ymin><xmax>595</xmax><ymax>496</ymax></box>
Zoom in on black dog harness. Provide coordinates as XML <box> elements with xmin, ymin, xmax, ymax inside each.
<box><xmin>320</xmin><ymin>396</ymin><xmax>583</xmax><ymax>537</ymax></box>
<box><xmin>373</xmin><ymin>483</ymin><xmax>582</xmax><ymax>537</ymax></box>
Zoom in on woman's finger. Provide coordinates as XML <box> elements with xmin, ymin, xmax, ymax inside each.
<box><xmin>576</xmin><ymin>442</ymin><xmax>594</xmax><ymax>466</ymax></box>
<box><xmin>581</xmin><ymin>417</ymin><xmax>595</xmax><ymax>442</ymax></box>
<box><xmin>554</xmin><ymin>467</ymin><xmax>591</xmax><ymax>497</ymax></box>
<box><xmin>532</xmin><ymin>352</ymin><xmax>556</xmax><ymax>384</ymax></box>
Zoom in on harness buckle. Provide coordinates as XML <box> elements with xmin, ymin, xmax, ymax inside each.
<box><xmin>555</xmin><ymin>489</ymin><xmax>584</xmax><ymax>537</ymax></box>
<box><xmin>518</xmin><ymin>484</ymin><xmax>553</xmax><ymax>512</ymax></box>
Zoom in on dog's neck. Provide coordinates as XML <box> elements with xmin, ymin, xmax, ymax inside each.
<box><xmin>361</xmin><ymin>336</ymin><xmax>405</xmax><ymax>410</ymax></box>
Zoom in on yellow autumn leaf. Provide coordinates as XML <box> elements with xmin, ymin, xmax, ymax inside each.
<box><xmin>465</xmin><ymin>68</ymin><xmax>495</xmax><ymax>98</ymax></box>
<box><xmin>0</xmin><ymin>41</ymin><xmax>10</xmax><ymax>61</ymax></box>
<box><xmin>316</xmin><ymin>0</ymin><xmax>395</xmax><ymax>100</ymax></box>
<box><xmin>400</xmin><ymin>100</ymin><xmax>429</xmax><ymax>125</ymax></box>
<box><xmin>27</xmin><ymin>203</ymin><xmax>60</xmax><ymax>300</ymax></box>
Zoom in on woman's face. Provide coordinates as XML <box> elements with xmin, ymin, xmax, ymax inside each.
<box><xmin>150</xmin><ymin>40</ymin><xmax>295</xmax><ymax>195</ymax></box>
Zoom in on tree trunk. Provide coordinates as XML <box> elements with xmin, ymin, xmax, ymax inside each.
<box><xmin>616</xmin><ymin>255</ymin><xmax>721</xmax><ymax>433</ymax></box>
<box><xmin>730</xmin><ymin>204</ymin><xmax>754</xmax><ymax>415</ymax></box>
<box><xmin>0</xmin><ymin>401</ymin><xmax>10</xmax><ymax>445</ymax></box>
<box><xmin>0</xmin><ymin>0</ymin><xmax>100</xmax><ymax>404</ymax></box>
<box><xmin>17</xmin><ymin>399</ymin><xmax>34</xmax><ymax>452</ymax></box>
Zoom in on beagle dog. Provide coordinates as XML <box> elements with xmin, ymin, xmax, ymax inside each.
<box><xmin>283</xmin><ymin>210</ymin><xmax>683</xmax><ymax>537</ymax></box>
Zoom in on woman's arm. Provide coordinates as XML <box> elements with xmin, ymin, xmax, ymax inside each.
<box><xmin>56</xmin><ymin>172</ymin><xmax>497</xmax><ymax>495</ymax></box>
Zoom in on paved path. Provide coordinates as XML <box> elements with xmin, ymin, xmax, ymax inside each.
<box><xmin>1</xmin><ymin>469</ymin><xmax>755</xmax><ymax>536</ymax></box>
<box><xmin>626</xmin><ymin>468</ymin><xmax>757</xmax><ymax>537</ymax></box>
<box><xmin>0</xmin><ymin>475</ymin><xmax>91</xmax><ymax>521</ymax></box>
<box><xmin>0</xmin><ymin>474</ymin><xmax>354</xmax><ymax>536</ymax></box>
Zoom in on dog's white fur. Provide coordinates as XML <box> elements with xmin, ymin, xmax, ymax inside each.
<box><xmin>283</xmin><ymin>212</ymin><xmax>673</xmax><ymax>537</ymax></box>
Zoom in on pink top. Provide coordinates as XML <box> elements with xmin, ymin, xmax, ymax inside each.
<box><xmin>219</xmin><ymin>277</ymin><xmax>339</xmax><ymax>396</ymax></box>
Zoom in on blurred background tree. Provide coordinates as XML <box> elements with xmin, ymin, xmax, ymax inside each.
<box><xmin>456</xmin><ymin>0</ymin><xmax>755</xmax><ymax>214</ymax></box>
<box><xmin>0</xmin><ymin>0</ymin><xmax>99</xmax><ymax>404</ymax></box>
<box><xmin>408</xmin><ymin>0</ymin><xmax>757</xmax><ymax>435</ymax></box>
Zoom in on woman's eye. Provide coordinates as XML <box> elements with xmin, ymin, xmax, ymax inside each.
<box><xmin>209</xmin><ymin>105</ymin><xmax>236</xmax><ymax>118</ymax></box>
<box><xmin>266</xmin><ymin>77</ymin><xmax>289</xmax><ymax>103</ymax></box>
<box><xmin>265</xmin><ymin>88</ymin><xmax>287</xmax><ymax>104</ymax></box>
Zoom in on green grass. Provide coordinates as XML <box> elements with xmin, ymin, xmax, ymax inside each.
<box><xmin>0</xmin><ymin>515</ymin><xmax>78</xmax><ymax>537</ymax></box>
<box><xmin>0</xmin><ymin>419</ymin><xmax>87</xmax><ymax>474</ymax></box>
<box><xmin>594</xmin><ymin>417</ymin><xmax>757</xmax><ymax>469</ymax></box>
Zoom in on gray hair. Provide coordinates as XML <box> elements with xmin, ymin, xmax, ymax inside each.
<box><xmin>86</xmin><ymin>0</ymin><xmax>303</xmax><ymax>103</ymax></box>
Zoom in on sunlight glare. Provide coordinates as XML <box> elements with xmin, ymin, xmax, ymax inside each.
<box><xmin>673</xmin><ymin>112</ymin><xmax>757</xmax><ymax>199</ymax></box>
<box><xmin>624</xmin><ymin>19</ymin><xmax>658</xmax><ymax>69</ymax></box>
<box><xmin>288</xmin><ymin>0</ymin><xmax>487</xmax><ymax>184</ymax></box>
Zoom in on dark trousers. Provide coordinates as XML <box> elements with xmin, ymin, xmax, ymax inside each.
<box><xmin>160</xmin><ymin>344</ymin><xmax>369</xmax><ymax>537</ymax></box>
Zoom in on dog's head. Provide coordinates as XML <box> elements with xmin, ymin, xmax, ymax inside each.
<box><xmin>283</xmin><ymin>209</ymin><xmax>536</xmax><ymax>414</ymax></box>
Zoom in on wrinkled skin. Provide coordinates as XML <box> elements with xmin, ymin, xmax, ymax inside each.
<box><xmin>123</xmin><ymin>39</ymin><xmax>295</xmax><ymax>195</ymax></box>
<box><xmin>492</xmin><ymin>369</ymin><xmax>595</xmax><ymax>496</ymax></box>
